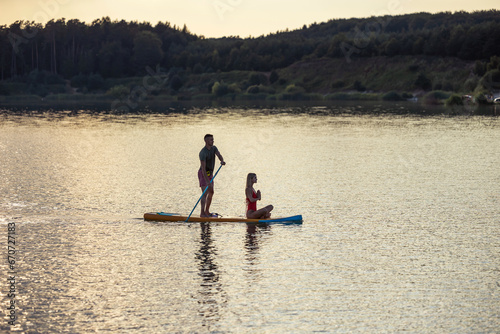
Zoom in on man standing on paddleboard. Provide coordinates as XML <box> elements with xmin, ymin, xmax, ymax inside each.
<box><xmin>199</xmin><ymin>134</ymin><xmax>225</xmax><ymax>217</ymax></box>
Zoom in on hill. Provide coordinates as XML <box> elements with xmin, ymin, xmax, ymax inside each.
<box><xmin>0</xmin><ymin>10</ymin><xmax>499</xmax><ymax>103</ymax></box>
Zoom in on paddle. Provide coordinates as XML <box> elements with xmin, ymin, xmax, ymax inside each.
<box><xmin>185</xmin><ymin>164</ymin><xmax>223</xmax><ymax>222</ymax></box>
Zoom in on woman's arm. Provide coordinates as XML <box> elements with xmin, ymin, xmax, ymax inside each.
<box><xmin>246</xmin><ymin>188</ymin><xmax>259</xmax><ymax>203</ymax></box>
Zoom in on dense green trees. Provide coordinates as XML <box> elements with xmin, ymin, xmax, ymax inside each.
<box><xmin>133</xmin><ymin>31</ymin><xmax>163</xmax><ymax>72</ymax></box>
<box><xmin>0</xmin><ymin>11</ymin><xmax>499</xmax><ymax>84</ymax></box>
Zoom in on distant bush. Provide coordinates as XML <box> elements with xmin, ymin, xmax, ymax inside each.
<box><xmin>71</xmin><ymin>73</ymin><xmax>88</xmax><ymax>88</ymax></box>
<box><xmin>45</xmin><ymin>73</ymin><xmax>65</xmax><ymax>85</ymax></box>
<box><xmin>27</xmin><ymin>70</ymin><xmax>65</xmax><ymax>85</ymax></box>
<box><xmin>26</xmin><ymin>83</ymin><xmax>65</xmax><ymax>97</ymax></box>
<box><xmin>325</xmin><ymin>92</ymin><xmax>379</xmax><ymax>101</ymax></box>
<box><xmin>228</xmin><ymin>83</ymin><xmax>241</xmax><ymax>94</ymax></box>
<box><xmin>445</xmin><ymin>94</ymin><xmax>463</xmax><ymax>106</ymax></box>
<box><xmin>236</xmin><ymin>93</ymin><xmax>269</xmax><ymax>100</ymax></box>
<box><xmin>474</xmin><ymin>92</ymin><xmax>492</xmax><ymax>105</ymax></box>
<box><xmin>285</xmin><ymin>84</ymin><xmax>305</xmax><ymax>94</ymax></box>
<box><xmin>430</xmin><ymin>90</ymin><xmax>452</xmax><ymax>100</ymax></box>
<box><xmin>305</xmin><ymin>93</ymin><xmax>324</xmax><ymax>100</ymax></box>
<box><xmin>247</xmin><ymin>85</ymin><xmax>275</xmax><ymax>95</ymax></box>
<box><xmin>107</xmin><ymin>85</ymin><xmax>129</xmax><ymax>98</ymax></box>
<box><xmin>28</xmin><ymin>84</ymin><xmax>49</xmax><ymax>97</ymax></box>
<box><xmin>382</xmin><ymin>91</ymin><xmax>404</xmax><ymax>101</ymax></box>
<box><xmin>212</xmin><ymin>81</ymin><xmax>228</xmax><ymax>97</ymax></box>
<box><xmin>423</xmin><ymin>90</ymin><xmax>451</xmax><ymax>104</ymax></box>
<box><xmin>87</xmin><ymin>73</ymin><xmax>105</xmax><ymax>91</ymax></box>
<box><xmin>246</xmin><ymin>85</ymin><xmax>260</xmax><ymax>94</ymax></box>
<box><xmin>170</xmin><ymin>75</ymin><xmax>183</xmax><ymax>91</ymax></box>
<box><xmin>249</xmin><ymin>73</ymin><xmax>267</xmax><ymax>86</ymax></box>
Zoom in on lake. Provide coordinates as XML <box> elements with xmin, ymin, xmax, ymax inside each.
<box><xmin>1</xmin><ymin>104</ymin><xmax>499</xmax><ymax>333</ymax></box>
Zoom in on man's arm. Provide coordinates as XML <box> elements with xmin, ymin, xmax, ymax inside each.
<box><xmin>215</xmin><ymin>151</ymin><xmax>226</xmax><ymax>165</ymax></box>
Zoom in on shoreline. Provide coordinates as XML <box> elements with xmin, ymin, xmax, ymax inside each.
<box><xmin>0</xmin><ymin>94</ymin><xmax>498</xmax><ymax>116</ymax></box>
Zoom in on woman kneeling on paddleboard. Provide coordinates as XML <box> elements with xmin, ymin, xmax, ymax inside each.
<box><xmin>246</xmin><ymin>173</ymin><xmax>273</xmax><ymax>219</ymax></box>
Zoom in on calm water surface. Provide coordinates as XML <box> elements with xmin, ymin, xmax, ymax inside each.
<box><xmin>0</xmin><ymin>106</ymin><xmax>499</xmax><ymax>333</ymax></box>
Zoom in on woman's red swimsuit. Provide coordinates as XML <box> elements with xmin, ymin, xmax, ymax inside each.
<box><xmin>247</xmin><ymin>189</ymin><xmax>257</xmax><ymax>212</ymax></box>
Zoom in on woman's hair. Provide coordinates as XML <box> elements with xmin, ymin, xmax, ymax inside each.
<box><xmin>246</xmin><ymin>173</ymin><xmax>256</xmax><ymax>190</ymax></box>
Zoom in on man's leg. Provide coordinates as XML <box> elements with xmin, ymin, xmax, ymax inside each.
<box><xmin>205</xmin><ymin>187</ymin><xmax>214</xmax><ymax>216</ymax></box>
<box><xmin>200</xmin><ymin>188</ymin><xmax>207</xmax><ymax>217</ymax></box>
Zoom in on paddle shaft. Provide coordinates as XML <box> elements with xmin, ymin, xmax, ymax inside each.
<box><xmin>186</xmin><ymin>164</ymin><xmax>223</xmax><ymax>222</ymax></box>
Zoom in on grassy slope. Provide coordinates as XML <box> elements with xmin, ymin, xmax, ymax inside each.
<box><xmin>276</xmin><ymin>56</ymin><xmax>473</xmax><ymax>95</ymax></box>
<box><xmin>174</xmin><ymin>55</ymin><xmax>475</xmax><ymax>99</ymax></box>
<box><xmin>0</xmin><ymin>56</ymin><xmax>477</xmax><ymax>102</ymax></box>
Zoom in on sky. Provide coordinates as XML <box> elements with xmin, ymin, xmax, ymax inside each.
<box><xmin>1</xmin><ymin>0</ymin><xmax>498</xmax><ymax>38</ymax></box>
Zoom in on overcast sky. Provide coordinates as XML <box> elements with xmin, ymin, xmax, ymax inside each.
<box><xmin>1</xmin><ymin>0</ymin><xmax>498</xmax><ymax>37</ymax></box>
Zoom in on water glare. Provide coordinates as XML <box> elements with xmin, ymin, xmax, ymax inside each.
<box><xmin>0</xmin><ymin>107</ymin><xmax>499</xmax><ymax>332</ymax></box>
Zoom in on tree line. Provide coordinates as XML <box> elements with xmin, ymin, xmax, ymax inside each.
<box><xmin>1</xmin><ymin>10</ymin><xmax>499</xmax><ymax>84</ymax></box>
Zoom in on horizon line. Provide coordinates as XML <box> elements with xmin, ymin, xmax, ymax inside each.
<box><xmin>1</xmin><ymin>8</ymin><xmax>498</xmax><ymax>39</ymax></box>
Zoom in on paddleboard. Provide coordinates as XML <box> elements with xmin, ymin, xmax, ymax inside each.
<box><xmin>143</xmin><ymin>212</ymin><xmax>303</xmax><ymax>224</ymax></box>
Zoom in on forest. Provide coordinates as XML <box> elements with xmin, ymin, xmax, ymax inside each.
<box><xmin>1</xmin><ymin>10</ymin><xmax>499</xmax><ymax>102</ymax></box>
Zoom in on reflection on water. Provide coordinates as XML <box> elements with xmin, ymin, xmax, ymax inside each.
<box><xmin>196</xmin><ymin>223</ymin><xmax>226</xmax><ymax>329</ymax></box>
<box><xmin>244</xmin><ymin>223</ymin><xmax>271</xmax><ymax>265</ymax></box>
<box><xmin>194</xmin><ymin>222</ymin><xmax>272</xmax><ymax>331</ymax></box>
<box><xmin>0</xmin><ymin>106</ymin><xmax>499</xmax><ymax>332</ymax></box>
